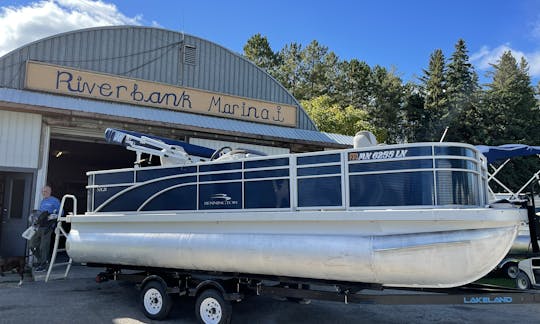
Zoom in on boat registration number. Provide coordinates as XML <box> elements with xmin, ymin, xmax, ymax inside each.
<box><xmin>348</xmin><ymin>149</ymin><xmax>408</xmax><ymax>161</ymax></box>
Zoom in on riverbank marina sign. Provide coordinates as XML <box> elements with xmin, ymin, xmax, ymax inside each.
<box><xmin>24</xmin><ymin>61</ymin><xmax>297</xmax><ymax>127</ymax></box>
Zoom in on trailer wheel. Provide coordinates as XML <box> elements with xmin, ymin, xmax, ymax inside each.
<box><xmin>516</xmin><ymin>271</ymin><xmax>531</xmax><ymax>290</ymax></box>
<box><xmin>503</xmin><ymin>263</ymin><xmax>519</xmax><ymax>279</ymax></box>
<box><xmin>196</xmin><ymin>289</ymin><xmax>232</xmax><ymax>324</ymax></box>
<box><xmin>140</xmin><ymin>280</ymin><xmax>172</xmax><ymax>320</ymax></box>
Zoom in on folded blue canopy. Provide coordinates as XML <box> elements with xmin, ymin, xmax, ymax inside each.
<box><xmin>476</xmin><ymin>144</ymin><xmax>540</xmax><ymax>163</ymax></box>
<box><xmin>105</xmin><ymin>128</ymin><xmax>216</xmax><ymax>158</ymax></box>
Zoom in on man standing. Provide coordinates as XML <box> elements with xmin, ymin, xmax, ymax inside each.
<box><xmin>29</xmin><ymin>185</ymin><xmax>60</xmax><ymax>272</ymax></box>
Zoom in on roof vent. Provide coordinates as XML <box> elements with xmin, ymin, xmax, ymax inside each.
<box><xmin>184</xmin><ymin>45</ymin><xmax>197</xmax><ymax>65</ymax></box>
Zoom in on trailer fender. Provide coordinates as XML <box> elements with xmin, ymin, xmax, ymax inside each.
<box><xmin>499</xmin><ymin>258</ymin><xmax>520</xmax><ymax>268</ymax></box>
<box><xmin>498</xmin><ymin>259</ymin><xmax>520</xmax><ymax>278</ymax></box>
<box><xmin>140</xmin><ymin>275</ymin><xmax>168</xmax><ymax>292</ymax></box>
<box><xmin>191</xmin><ymin>279</ymin><xmax>226</xmax><ymax>297</ymax></box>
<box><xmin>190</xmin><ymin>279</ymin><xmax>243</xmax><ymax>302</ymax></box>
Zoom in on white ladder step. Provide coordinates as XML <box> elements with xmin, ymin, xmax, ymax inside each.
<box><xmin>50</xmin><ymin>261</ymin><xmax>71</xmax><ymax>268</ymax></box>
<box><xmin>45</xmin><ymin>194</ymin><xmax>77</xmax><ymax>283</ymax></box>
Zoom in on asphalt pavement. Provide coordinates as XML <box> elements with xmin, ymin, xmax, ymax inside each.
<box><xmin>1</xmin><ymin>264</ymin><xmax>540</xmax><ymax>324</ymax></box>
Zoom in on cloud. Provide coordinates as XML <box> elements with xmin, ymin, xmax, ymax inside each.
<box><xmin>471</xmin><ymin>44</ymin><xmax>540</xmax><ymax>78</ymax></box>
<box><xmin>0</xmin><ymin>0</ymin><xmax>143</xmax><ymax>56</ymax></box>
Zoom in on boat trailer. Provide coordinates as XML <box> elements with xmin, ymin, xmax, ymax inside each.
<box><xmin>92</xmin><ymin>265</ymin><xmax>540</xmax><ymax>323</ymax></box>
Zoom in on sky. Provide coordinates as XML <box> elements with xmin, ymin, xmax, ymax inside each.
<box><xmin>1</xmin><ymin>0</ymin><xmax>540</xmax><ymax>85</ymax></box>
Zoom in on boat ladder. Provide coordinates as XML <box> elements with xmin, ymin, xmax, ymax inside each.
<box><xmin>45</xmin><ymin>195</ymin><xmax>76</xmax><ymax>282</ymax></box>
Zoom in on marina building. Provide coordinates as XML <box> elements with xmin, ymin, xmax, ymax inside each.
<box><xmin>0</xmin><ymin>26</ymin><xmax>352</xmax><ymax>255</ymax></box>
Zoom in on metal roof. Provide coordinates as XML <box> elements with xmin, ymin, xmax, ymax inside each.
<box><xmin>0</xmin><ymin>88</ymin><xmax>353</xmax><ymax>147</ymax></box>
<box><xmin>0</xmin><ymin>26</ymin><xmax>317</xmax><ymax>131</ymax></box>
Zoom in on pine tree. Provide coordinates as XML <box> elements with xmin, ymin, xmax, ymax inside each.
<box><xmin>483</xmin><ymin>51</ymin><xmax>540</xmax><ymax>191</ymax></box>
<box><xmin>335</xmin><ymin>59</ymin><xmax>372</xmax><ymax>109</ymax></box>
<box><xmin>273</xmin><ymin>43</ymin><xmax>303</xmax><ymax>99</ymax></box>
<box><xmin>402</xmin><ymin>82</ymin><xmax>426</xmax><ymax>142</ymax></box>
<box><xmin>445</xmin><ymin>39</ymin><xmax>479</xmax><ymax>141</ymax></box>
<box><xmin>322</xmin><ymin>51</ymin><xmax>340</xmax><ymax>100</ymax></box>
<box><xmin>298</xmin><ymin>40</ymin><xmax>333</xmax><ymax>100</ymax></box>
<box><xmin>243</xmin><ymin>34</ymin><xmax>277</xmax><ymax>72</ymax></box>
<box><xmin>368</xmin><ymin>66</ymin><xmax>405</xmax><ymax>143</ymax></box>
<box><xmin>420</xmin><ymin>49</ymin><xmax>447</xmax><ymax>141</ymax></box>
<box><xmin>484</xmin><ymin>51</ymin><xmax>537</xmax><ymax>144</ymax></box>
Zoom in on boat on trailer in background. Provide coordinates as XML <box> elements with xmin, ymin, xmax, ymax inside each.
<box><xmin>61</xmin><ymin>128</ymin><xmax>527</xmax><ymax>289</ymax></box>
<box><xmin>476</xmin><ymin>143</ymin><xmax>540</xmax><ymax>279</ymax></box>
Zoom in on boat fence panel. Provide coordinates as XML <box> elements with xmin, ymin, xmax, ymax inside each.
<box><xmin>85</xmin><ymin>143</ymin><xmax>489</xmax><ymax>213</ymax></box>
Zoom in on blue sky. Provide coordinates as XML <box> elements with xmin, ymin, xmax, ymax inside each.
<box><xmin>2</xmin><ymin>0</ymin><xmax>540</xmax><ymax>85</ymax></box>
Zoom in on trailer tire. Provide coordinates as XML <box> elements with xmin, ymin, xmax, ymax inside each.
<box><xmin>140</xmin><ymin>280</ymin><xmax>172</xmax><ymax>320</ymax></box>
<box><xmin>196</xmin><ymin>289</ymin><xmax>232</xmax><ymax>324</ymax></box>
<box><xmin>503</xmin><ymin>263</ymin><xmax>519</xmax><ymax>279</ymax></box>
<box><xmin>516</xmin><ymin>271</ymin><xmax>531</xmax><ymax>290</ymax></box>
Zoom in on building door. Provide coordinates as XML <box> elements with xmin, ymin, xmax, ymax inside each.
<box><xmin>0</xmin><ymin>172</ymin><xmax>33</xmax><ymax>256</ymax></box>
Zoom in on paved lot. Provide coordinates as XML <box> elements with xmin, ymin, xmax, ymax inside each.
<box><xmin>1</xmin><ymin>265</ymin><xmax>540</xmax><ymax>323</ymax></box>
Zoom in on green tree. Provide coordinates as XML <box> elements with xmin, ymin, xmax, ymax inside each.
<box><xmin>297</xmin><ymin>40</ymin><xmax>336</xmax><ymax>100</ymax></box>
<box><xmin>420</xmin><ymin>49</ymin><xmax>447</xmax><ymax>141</ymax></box>
<box><xmin>402</xmin><ymin>82</ymin><xmax>426</xmax><ymax>142</ymax></box>
<box><xmin>335</xmin><ymin>59</ymin><xmax>372</xmax><ymax>109</ymax></box>
<box><xmin>483</xmin><ymin>51</ymin><xmax>540</xmax><ymax>191</ymax></box>
<box><xmin>301</xmin><ymin>95</ymin><xmax>379</xmax><ymax>137</ymax></box>
<box><xmin>273</xmin><ymin>43</ymin><xmax>304</xmax><ymax>99</ymax></box>
<box><xmin>368</xmin><ymin>66</ymin><xmax>405</xmax><ymax>143</ymax></box>
<box><xmin>322</xmin><ymin>51</ymin><xmax>340</xmax><ymax>99</ymax></box>
<box><xmin>445</xmin><ymin>39</ymin><xmax>479</xmax><ymax>141</ymax></box>
<box><xmin>484</xmin><ymin>51</ymin><xmax>537</xmax><ymax>144</ymax></box>
<box><xmin>243</xmin><ymin>33</ymin><xmax>277</xmax><ymax>72</ymax></box>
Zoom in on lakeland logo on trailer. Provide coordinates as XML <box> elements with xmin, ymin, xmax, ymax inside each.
<box><xmin>463</xmin><ymin>296</ymin><xmax>513</xmax><ymax>304</ymax></box>
<box><xmin>204</xmin><ymin>193</ymin><xmax>239</xmax><ymax>206</ymax></box>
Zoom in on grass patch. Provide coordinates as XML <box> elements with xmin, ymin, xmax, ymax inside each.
<box><xmin>475</xmin><ymin>277</ymin><xmax>516</xmax><ymax>288</ymax></box>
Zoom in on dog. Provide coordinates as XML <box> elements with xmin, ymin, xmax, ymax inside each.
<box><xmin>0</xmin><ymin>256</ymin><xmax>26</xmax><ymax>286</ymax></box>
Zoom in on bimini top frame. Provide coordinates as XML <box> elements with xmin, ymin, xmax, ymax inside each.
<box><xmin>476</xmin><ymin>144</ymin><xmax>540</xmax><ymax>201</ymax></box>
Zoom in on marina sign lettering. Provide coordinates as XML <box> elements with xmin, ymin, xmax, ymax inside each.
<box><xmin>24</xmin><ymin>61</ymin><xmax>297</xmax><ymax>127</ymax></box>
<box><xmin>348</xmin><ymin>149</ymin><xmax>408</xmax><ymax>161</ymax></box>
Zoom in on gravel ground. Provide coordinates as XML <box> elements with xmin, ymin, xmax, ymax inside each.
<box><xmin>1</xmin><ymin>265</ymin><xmax>540</xmax><ymax>324</ymax></box>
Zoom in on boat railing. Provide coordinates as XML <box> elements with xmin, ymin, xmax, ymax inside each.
<box><xmin>85</xmin><ymin>142</ymin><xmax>489</xmax><ymax>213</ymax></box>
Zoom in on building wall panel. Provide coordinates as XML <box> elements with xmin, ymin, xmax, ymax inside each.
<box><xmin>0</xmin><ymin>110</ymin><xmax>41</xmax><ymax>169</ymax></box>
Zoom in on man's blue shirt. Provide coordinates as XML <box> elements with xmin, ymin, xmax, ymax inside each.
<box><xmin>39</xmin><ymin>196</ymin><xmax>60</xmax><ymax>214</ymax></box>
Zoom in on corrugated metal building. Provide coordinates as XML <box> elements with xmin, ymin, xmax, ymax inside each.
<box><xmin>0</xmin><ymin>26</ymin><xmax>352</xmax><ymax>255</ymax></box>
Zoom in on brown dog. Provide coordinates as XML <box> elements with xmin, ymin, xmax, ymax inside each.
<box><xmin>0</xmin><ymin>256</ymin><xmax>26</xmax><ymax>286</ymax></box>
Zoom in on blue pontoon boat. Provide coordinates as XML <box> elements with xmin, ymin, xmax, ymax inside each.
<box><xmin>64</xmin><ymin>129</ymin><xmax>527</xmax><ymax>288</ymax></box>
